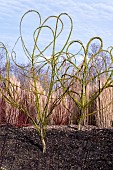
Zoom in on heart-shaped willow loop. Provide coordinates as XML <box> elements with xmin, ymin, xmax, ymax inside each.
<box><xmin>20</xmin><ymin>10</ymin><xmax>42</xmax><ymax>59</ymax></box>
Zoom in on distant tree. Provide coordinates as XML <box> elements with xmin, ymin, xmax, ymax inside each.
<box><xmin>88</xmin><ymin>43</ymin><xmax>110</xmax><ymax>81</ymax></box>
<box><xmin>0</xmin><ymin>48</ymin><xmax>7</xmax><ymax>77</ymax></box>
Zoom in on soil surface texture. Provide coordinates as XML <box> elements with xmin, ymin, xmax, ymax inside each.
<box><xmin>0</xmin><ymin>124</ymin><xmax>113</xmax><ymax>170</ymax></box>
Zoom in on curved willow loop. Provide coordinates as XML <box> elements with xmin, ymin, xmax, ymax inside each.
<box><xmin>87</xmin><ymin>37</ymin><xmax>103</xmax><ymax>64</ymax></box>
<box><xmin>20</xmin><ymin>10</ymin><xmax>42</xmax><ymax>59</ymax></box>
<box><xmin>33</xmin><ymin>16</ymin><xmax>64</xmax><ymax>58</ymax></box>
<box><xmin>85</xmin><ymin>36</ymin><xmax>103</xmax><ymax>56</ymax></box>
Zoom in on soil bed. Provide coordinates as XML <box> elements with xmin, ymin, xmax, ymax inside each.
<box><xmin>0</xmin><ymin>124</ymin><xmax>113</xmax><ymax>170</ymax></box>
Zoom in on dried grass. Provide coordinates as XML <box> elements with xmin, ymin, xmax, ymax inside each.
<box><xmin>0</xmin><ymin>74</ymin><xmax>113</xmax><ymax>128</ymax></box>
<box><xmin>96</xmin><ymin>77</ymin><xmax>113</xmax><ymax>128</ymax></box>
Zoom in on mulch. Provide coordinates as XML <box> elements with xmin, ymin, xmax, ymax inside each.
<box><xmin>0</xmin><ymin>124</ymin><xmax>113</xmax><ymax>170</ymax></box>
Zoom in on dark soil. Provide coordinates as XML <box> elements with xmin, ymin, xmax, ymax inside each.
<box><xmin>0</xmin><ymin>124</ymin><xmax>113</xmax><ymax>170</ymax></box>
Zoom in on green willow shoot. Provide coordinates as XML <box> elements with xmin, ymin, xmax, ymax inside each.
<box><xmin>59</xmin><ymin>37</ymin><xmax>113</xmax><ymax>130</ymax></box>
<box><xmin>0</xmin><ymin>10</ymin><xmax>73</xmax><ymax>153</ymax></box>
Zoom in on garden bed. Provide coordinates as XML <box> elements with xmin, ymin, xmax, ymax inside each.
<box><xmin>0</xmin><ymin>124</ymin><xmax>113</xmax><ymax>170</ymax></box>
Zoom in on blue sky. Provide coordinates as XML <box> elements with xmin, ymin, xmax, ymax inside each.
<box><xmin>0</xmin><ymin>0</ymin><xmax>113</xmax><ymax>63</ymax></box>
